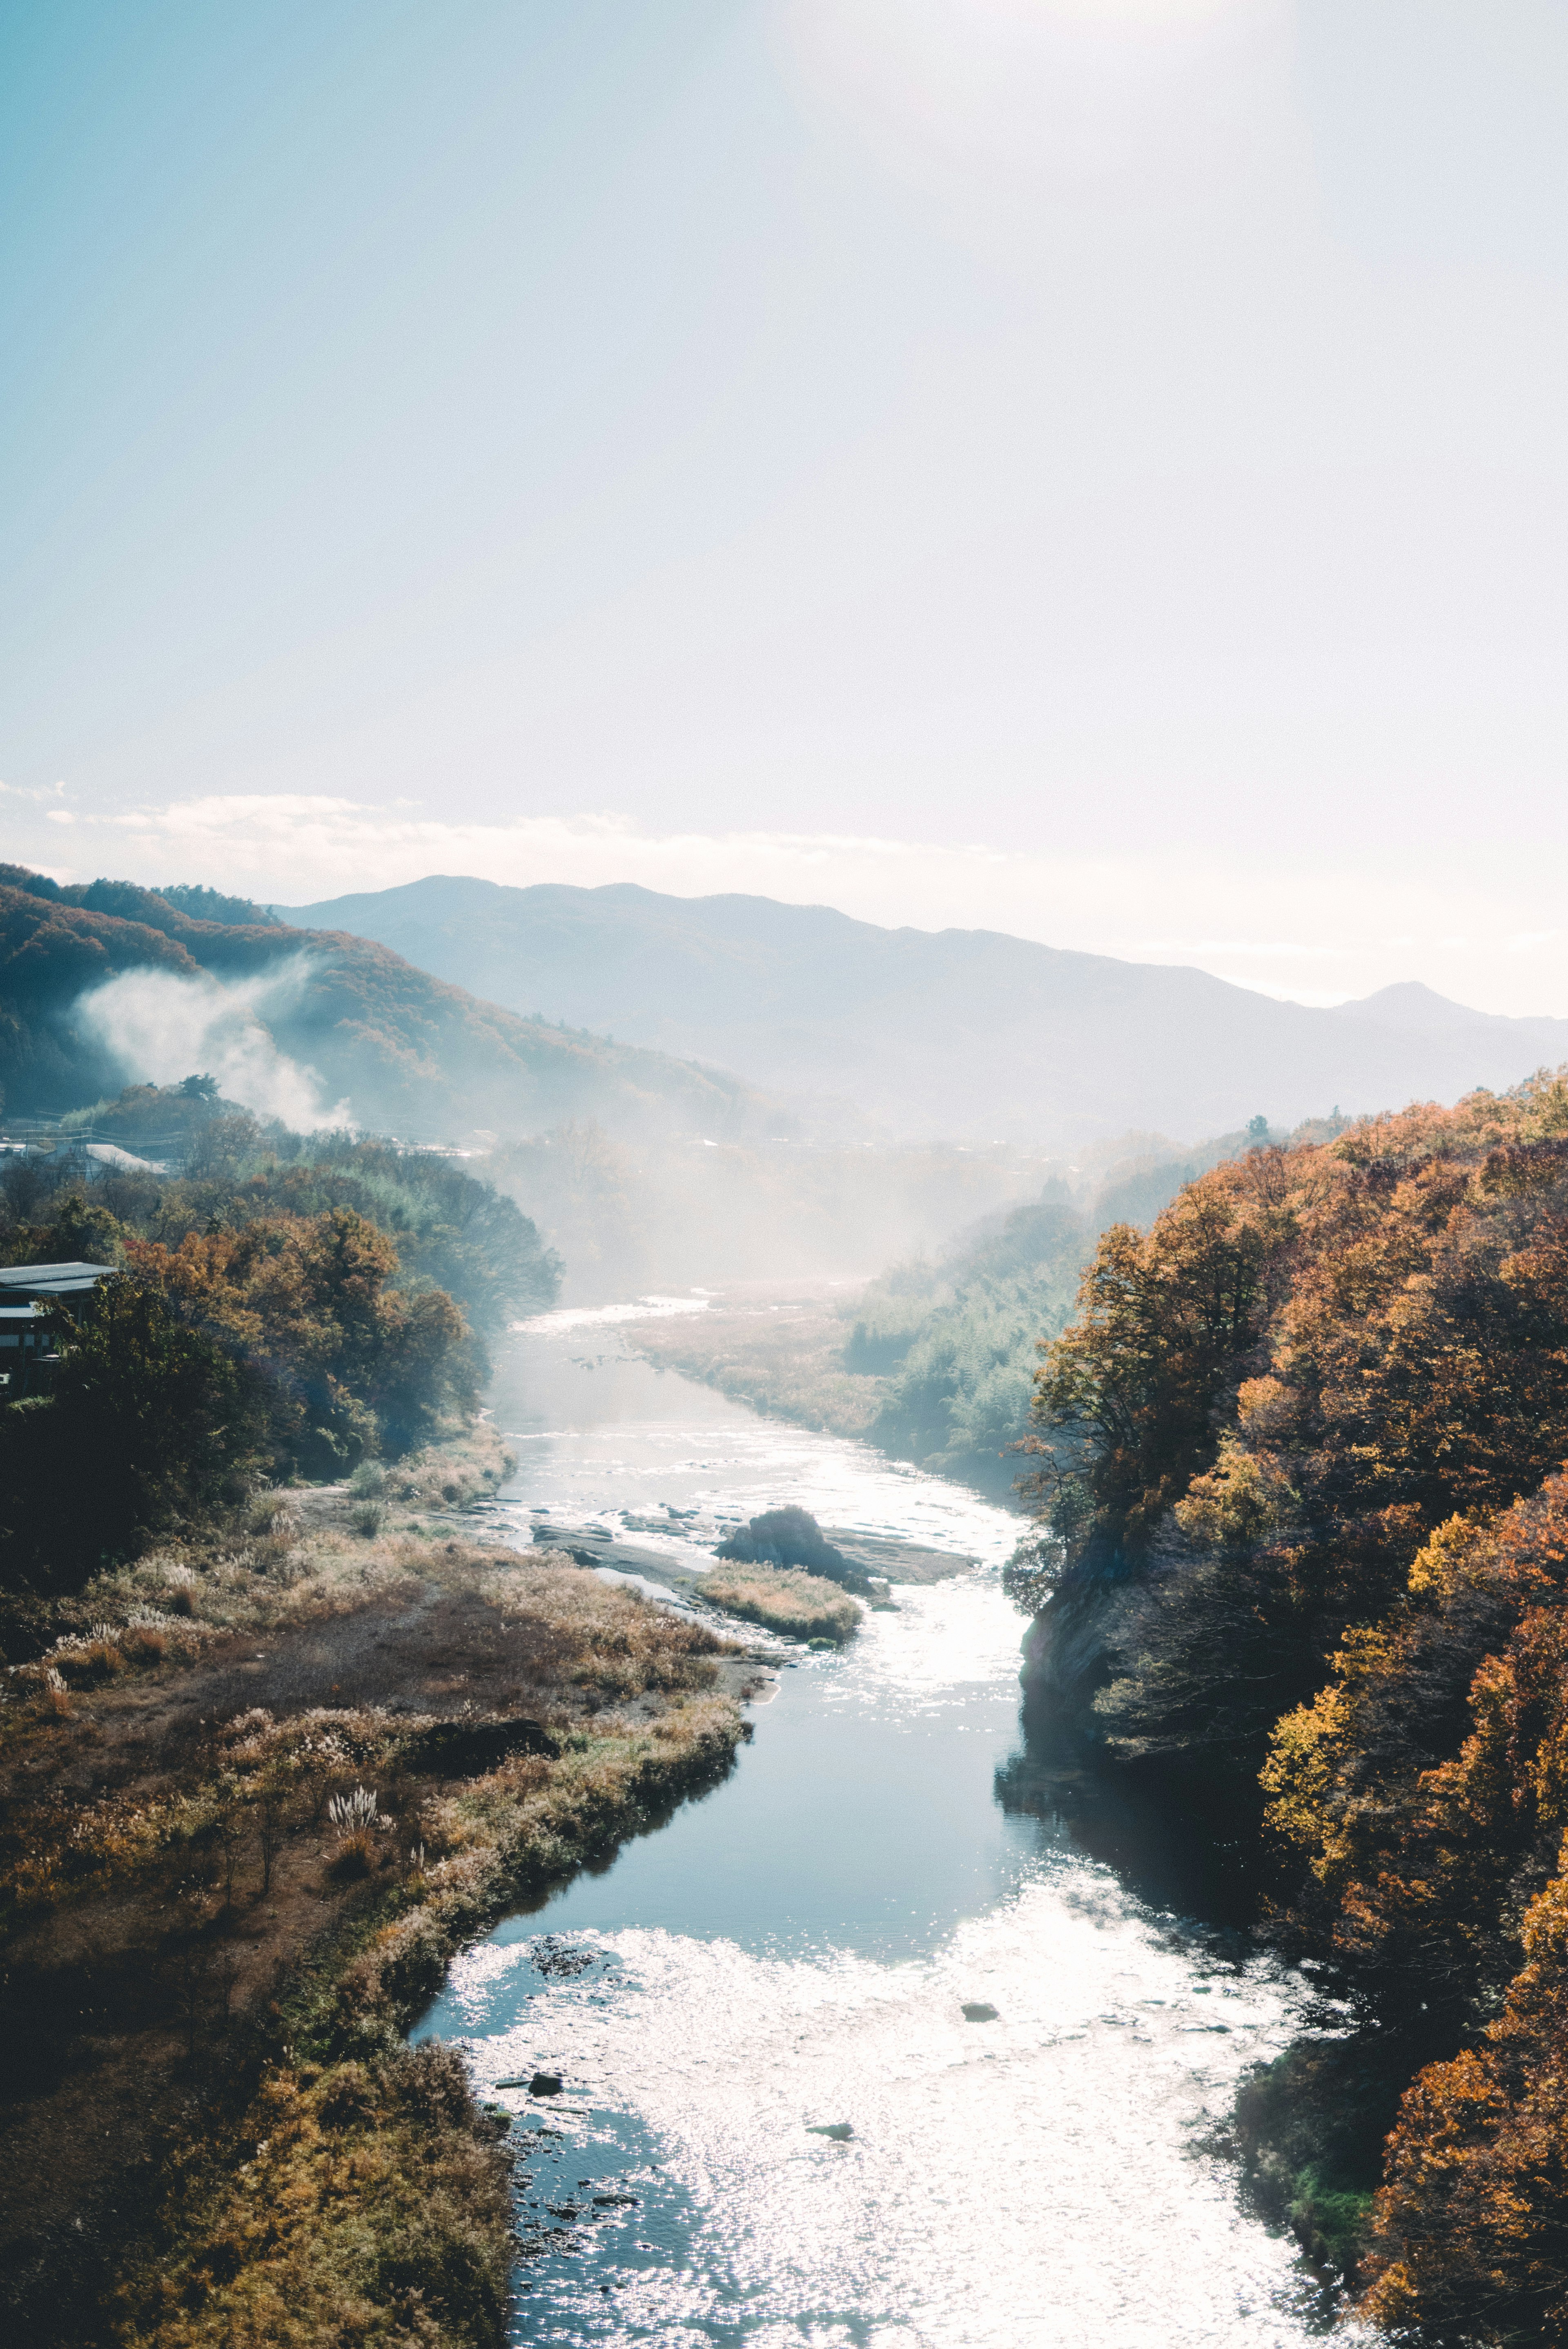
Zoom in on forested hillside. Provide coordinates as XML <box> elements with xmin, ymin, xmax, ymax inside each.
<box><xmin>0</xmin><ymin>867</ymin><xmax>771</xmax><ymax>1140</ymax></box>
<box><xmin>846</xmin><ymin>1124</ymin><xmax>1307</xmax><ymax>1482</ymax></box>
<box><xmin>844</xmin><ymin>1198</ymin><xmax>1088</xmax><ymax>1480</ymax></box>
<box><xmin>1020</xmin><ymin>1070</ymin><xmax>1568</xmax><ymax>2334</ymax></box>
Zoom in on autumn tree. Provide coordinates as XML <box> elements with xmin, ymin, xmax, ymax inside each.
<box><xmin>1027</xmin><ymin>1077</ymin><xmax>1568</xmax><ymax>1787</ymax></box>
<box><xmin>1363</xmin><ymin>1849</ymin><xmax>1568</xmax><ymax>2345</ymax></box>
<box><xmin>133</xmin><ymin>1205</ymin><xmax>473</xmax><ymax>1475</ymax></box>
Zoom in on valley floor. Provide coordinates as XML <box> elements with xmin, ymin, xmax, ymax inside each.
<box><xmin>621</xmin><ymin>1280</ymin><xmax>1026</xmax><ymax>1504</ymax></box>
<box><xmin>620</xmin><ymin>1282</ymin><xmax>886</xmax><ymax>1440</ymax></box>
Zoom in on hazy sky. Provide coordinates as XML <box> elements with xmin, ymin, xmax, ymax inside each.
<box><xmin>3</xmin><ymin>0</ymin><xmax>1567</xmax><ymax>1012</ymax></box>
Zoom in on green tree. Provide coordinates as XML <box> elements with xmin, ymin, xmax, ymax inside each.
<box><xmin>0</xmin><ymin>1279</ymin><xmax>261</xmax><ymax>1594</ymax></box>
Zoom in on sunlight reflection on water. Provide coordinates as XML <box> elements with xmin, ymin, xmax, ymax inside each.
<box><xmin>411</xmin><ymin>1320</ymin><xmax>1348</xmax><ymax>2347</ymax></box>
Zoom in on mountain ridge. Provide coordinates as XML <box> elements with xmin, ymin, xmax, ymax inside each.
<box><xmin>276</xmin><ymin>874</ymin><xmax>1568</xmax><ymax>1146</ymax></box>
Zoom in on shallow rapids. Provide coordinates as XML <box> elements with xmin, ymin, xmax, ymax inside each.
<box><xmin>414</xmin><ymin>1301</ymin><xmax>1337</xmax><ymax>2347</ymax></box>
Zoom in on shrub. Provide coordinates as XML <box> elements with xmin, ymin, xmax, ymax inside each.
<box><xmin>327</xmin><ymin>1785</ymin><xmax>380</xmax><ymax>1835</ymax></box>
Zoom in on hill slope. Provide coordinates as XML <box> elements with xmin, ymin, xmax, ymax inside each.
<box><xmin>0</xmin><ymin>870</ymin><xmax>773</xmax><ymax>1139</ymax></box>
<box><xmin>278</xmin><ymin>875</ymin><xmax>1568</xmax><ymax>1145</ymax></box>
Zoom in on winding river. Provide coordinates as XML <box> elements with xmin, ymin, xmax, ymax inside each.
<box><xmin>415</xmin><ymin>1301</ymin><xmax>1343</xmax><ymax>2347</ymax></box>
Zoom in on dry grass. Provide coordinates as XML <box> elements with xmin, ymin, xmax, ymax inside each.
<box><xmin>478</xmin><ymin>1554</ymin><xmax>729</xmax><ymax>1697</ymax></box>
<box><xmin>100</xmin><ymin>1695</ymin><xmax>747</xmax><ymax>2349</ymax></box>
<box><xmin>624</xmin><ymin>1291</ymin><xmax>885</xmax><ymax>1438</ymax></box>
<box><xmin>701</xmin><ymin>1564</ymin><xmax>862</xmax><ymax>1644</ymax></box>
<box><xmin>0</xmin><ymin>1429</ymin><xmax>752</xmax><ymax>2349</ymax></box>
<box><xmin>113</xmin><ymin>2044</ymin><xmax>512</xmax><ymax>2349</ymax></box>
<box><xmin>376</xmin><ymin>1422</ymin><xmax>516</xmax><ymax>1514</ymax></box>
<box><xmin>100</xmin><ymin>1697</ymin><xmax>747</xmax><ymax>2349</ymax></box>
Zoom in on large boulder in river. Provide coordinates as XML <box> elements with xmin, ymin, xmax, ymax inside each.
<box><xmin>715</xmin><ymin>1507</ymin><xmax>871</xmax><ymax>1593</ymax></box>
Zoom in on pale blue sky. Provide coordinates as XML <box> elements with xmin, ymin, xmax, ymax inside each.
<box><xmin>3</xmin><ymin>1</ymin><xmax>1567</xmax><ymax>1011</ymax></box>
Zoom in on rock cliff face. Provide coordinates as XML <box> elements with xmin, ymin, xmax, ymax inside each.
<box><xmin>1020</xmin><ymin>1560</ymin><xmax>1130</xmax><ymax>1732</ymax></box>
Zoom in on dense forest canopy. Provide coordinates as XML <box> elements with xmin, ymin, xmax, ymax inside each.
<box><xmin>47</xmin><ymin>1091</ymin><xmax>562</xmax><ymax>1337</ymax></box>
<box><xmin>1023</xmin><ymin>1068</ymin><xmax>1568</xmax><ymax>2337</ymax></box>
<box><xmin>1031</xmin><ymin>1074</ymin><xmax>1568</xmax><ymax>1762</ymax></box>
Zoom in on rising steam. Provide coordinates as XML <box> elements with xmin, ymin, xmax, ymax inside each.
<box><xmin>76</xmin><ymin>956</ymin><xmax>344</xmax><ymax>1128</ymax></box>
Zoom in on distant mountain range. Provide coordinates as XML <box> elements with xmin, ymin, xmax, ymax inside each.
<box><xmin>278</xmin><ymin>875</ymin><xmax>1568</xmax><ymax>1147</ymax></box>
<box><xmin>0</xmin><ymin>868</ymin><xmax>773</xmax><ymax>1140</ymax></box>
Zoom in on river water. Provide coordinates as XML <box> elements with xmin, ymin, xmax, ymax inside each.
<box><xmin>415</xmin><ymin>1302</ymin><xmax>1338</xmax><ymax>2349</ymax></box>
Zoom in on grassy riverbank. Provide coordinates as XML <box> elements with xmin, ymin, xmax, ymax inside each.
<box><xmin>624</xmin><ymin>1290</ymin><xmax>886</xmax><ymax>1440</ymax></box>
<box><xmin>702</xmin><ymin>1563</ymin><xmax>862</xmax><ymax>1644</ymax></box>
<box><xmin>0</xmin><ymin>1431</ymin><xmax>762</xmax><ymax>2347</ymax></box>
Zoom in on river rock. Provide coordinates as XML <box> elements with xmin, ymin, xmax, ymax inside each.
<box><xmin>529</xmin><ymin>2072</ymin><xmax>565</xmax><ymax>2097</ymax></box>
<box><xmin>807</xmin><ymin>2121</ymin><xmax>855</xmax><ymax>2141</ymax></box>
<box><xmin>715</xmin><ymin>1507</ymin><xmax>875</xmax><ymax>1594</ymax></box>
<box><xmin>962</xmin><ymin>2002</ymin><xmax>999</xmax><ymax>2021</ymax></box>
<box><xmin>532</xmin><ymin>1935</ymin><xmax>600</xmax><ymax>1978</ymax></box>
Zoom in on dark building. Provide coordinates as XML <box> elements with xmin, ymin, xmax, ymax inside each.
<box><xmin>0</xmin><ymin>1262</ymin><xmax>117</xmax><ymax>1397</ymax></box>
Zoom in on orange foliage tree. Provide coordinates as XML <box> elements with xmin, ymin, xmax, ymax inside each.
<box><xmin>1026</xmin><ymin>1072</ymin><xmax>1568</xmax><ymax>2331</ymax></box>
<box><xmin>1364</xmin><ymin>1850</ymin><xmax>1568</xmax><ymax>2344</ymax></box>
<box><xmin>131</xmin><ymin>1205</ymin><xmax>472</xmax><ymax>1474</ymax></box>
<box><xmin>1029</xmin><ymin>1075</ymin><xmax>1568</xmax><ymax>1778</ymax></box>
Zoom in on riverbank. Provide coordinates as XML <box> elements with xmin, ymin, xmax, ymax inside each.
<box><xmin>0</xmin><ymin>1428</ymin><xmax>764</xmax><ymax>2347</ymax></box>
<box><xmin>620</xmin><ymin>1284</ymin><xmax>1025</xmax><ymax>1501</ymax></box>
<box><xmin>621</xmin><ymin>1285</ymin><xmax>885</xmax><ymax>1440</ymax></box>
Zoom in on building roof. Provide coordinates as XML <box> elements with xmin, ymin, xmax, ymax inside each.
<box><xmin>0</xmin><ymin>1261</ymin><xmax>118</xmax><ymax>1299</ymax></box>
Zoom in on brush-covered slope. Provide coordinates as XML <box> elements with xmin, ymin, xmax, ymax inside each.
<box><xmin>0</xmin><ymin>868</ymin><xmax>773</xmax><ymax>1138</ymax></box>
<box><xmin>280</xmin><ymin>874</ymin><xmax>1568</xmax><ymax>1146</ymax></box>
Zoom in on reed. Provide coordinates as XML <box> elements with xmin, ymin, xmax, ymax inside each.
<box><xmin>700</xmin><ymin>1564</ymin><xmax>861</xmax><ymax>1644</ymax></box>
<box><xmin>111</xmin><ymin>1695</ymin><xmax>747</xmax><ymax>2349</ymax></box>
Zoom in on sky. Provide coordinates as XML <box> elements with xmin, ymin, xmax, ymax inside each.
<box><xmin>2</xmin><ymin>0</ymin><xmax>1566</xmax><ymax>1013</ymax></box>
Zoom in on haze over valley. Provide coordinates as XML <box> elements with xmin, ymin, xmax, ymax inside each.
<box><xmin>16</xmin><ymin>856</ymin><xmax>1565</xmax><ymax>1313</ymax></box>
<box><xmin>10</xmin><ymin>7</ymin><xmax>1568</xmax><ymax>2345</ymax></box>
<box><xmin>282</xmin><ymin>874</ymin><xmax>1568</xmax><ymax>1146</ymax></box>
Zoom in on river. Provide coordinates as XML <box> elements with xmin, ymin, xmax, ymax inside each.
<box><xmin>414</xmin><ymin>1301</ymin><xmax>1342</xmax><ymax>2348</ymax></box>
